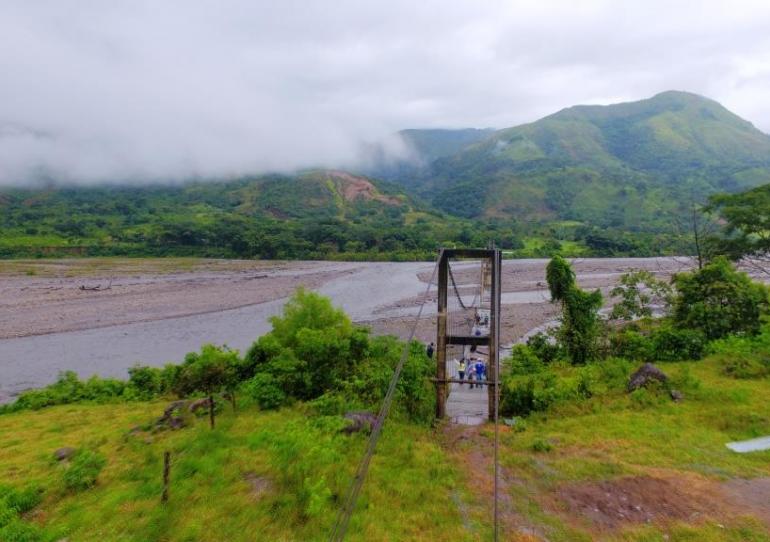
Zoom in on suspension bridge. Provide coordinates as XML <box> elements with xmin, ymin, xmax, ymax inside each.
<box><xmin>330</xmin><ymin>248</ymin><xmax>505</xmax><ymax>542</ymax></box>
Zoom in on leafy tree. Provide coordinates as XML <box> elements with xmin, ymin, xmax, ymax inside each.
<box><xmin>673</xmin><ymin>257</ymin><xmax>768</xmax><ymax>340</ymax></box>
<box><xmin>269</xmin><ymin>288</ymin><xmax>352</xmax><ymax>349</ymax></box>
<box><xmin>175</xmin><ymin>344</ymin><xmax>240</xmax><ymax>428</ymax></box>
<box><xmin>709</xmin><ymin>184</ymin><xmax>770</xmax><ymax>276</ymax></box>
<box><xmin>610</xmin><ymin>269</ymin><xmax>673</xmax><ymax>320</ymax></box>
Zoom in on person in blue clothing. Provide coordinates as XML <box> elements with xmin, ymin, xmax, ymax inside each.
<box><xmin>475</xmin><ymin>359</ymin><xmax>485</xmax><ymax>387</ymax></box>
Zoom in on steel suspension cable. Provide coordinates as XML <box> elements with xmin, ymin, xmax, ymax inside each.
<box><xmin>447</xmin><ymin>261</ymin><xmax>476</xmax><ymax>310</ymax></box>
<box><xmin>329</xmin><ymin>252</ymin><xmax>441</xmax><ymax>542</ymax></box>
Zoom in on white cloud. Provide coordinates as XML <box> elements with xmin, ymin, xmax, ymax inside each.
<box><xmin>1</xmin><ymin>0</ymin><xmax>770</xmax><ymax>184</ymax></box>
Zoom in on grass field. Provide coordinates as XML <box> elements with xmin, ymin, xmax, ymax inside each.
<box><xmin>1</xmin><ymin>356</ymin><xmax>769</xmax><ymax>541</ymax></box>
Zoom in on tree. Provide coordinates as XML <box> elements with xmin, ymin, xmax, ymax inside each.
<box><xmin>175</xmin><ymin>344</ymin><xmax>240</xmax><ymax>428</ymax></box>
<box><xmin>673</xmin><ymin>201</ymin><xmax>718</xmax><ymax>269</ymax></box>
<box><xmin>673</xmin><ymin>257</ymin><xmax>769</xmax><ymax>340</ymax></box>
<box><xmin>545</xmin><ymin>255</ymin><xmax>575</xmax><ymax>302</ymax></box>
<box><xmin>610</xmin><ymin>269</ymin><xmax>673</xmax><ymax>320</ymax></box>
<box><xmin>269</xmin><ymin>288</ymin><xmax>352</xmax><ymax>349</ymax></box>
<box><xmin>709</xmin><ymin>185</ymin><xmax>770</xmax><ymax>276</ymax></box>
<box><xmin>545</xmin><ymin>256</ymin><xmax>603</xmax><ymax>364</ymax></box>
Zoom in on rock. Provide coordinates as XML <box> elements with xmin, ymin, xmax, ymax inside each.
<box><xmin>670</xmin><ymin>389</ymin><xmax>684</xmax><ymax>402</ymax></box>
<box><xmin>627</xmin><ymin>363</ymin><xmax>668</xmax><ymax>392</ymax></box>
<box><xmin>53</xmin><ymin>447</ymin><xmax>76</xmax><ymax>461</ymax></box>
<box><xmin>155</xmin><ymin>400</ymin><xmax>190</xmax><ymax>430</ymax></box>
<box><xmin>188</xmin><ymin>397</ymin><xmax>212</xmax><ymax>414</ymax></box>
<box><xmin>342</xmin><ymin>411</ymin><xmax>378</xmax><ymax>434</ymax></box>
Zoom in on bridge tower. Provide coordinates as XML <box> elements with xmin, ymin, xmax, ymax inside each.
<box><xmin>434</xmin><ymin>248</ymin><xmax>502</xmax><ymax>421</ymax></box>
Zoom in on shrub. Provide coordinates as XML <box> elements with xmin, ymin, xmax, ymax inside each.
<box><xmin>501</xmin><ymin>370</ymin><xmax>560</xmax><ymax>417</ymax></box>
<box><xmin>718</xmin><ymin>353</ymin><xmax>770</xmax><ymax>379</ymax></box>
<box><xmin>63</xmin><ymin>450</ymin><xmax>107</xmax><ymax>491</ymax></box>
<box><xmin>526</xmin><ymin>332</ymin><xmax>562</xmax><ymax>364</ymax></box>
<box><xmin>649</xmin><ymin>327</ymin><xmax>706</xmax><ymax>361</ymax></box>
<box><xmin>531</xmin><ymin>439</ymin><xmax>553</xmax><ymax>453</ymax></box>
<box><xmin>506</xmin><ymin>344</ymin><xmax>544</xmax><ymax>375</ymax></box>
<box><xmin>1</xmin><ymin>485</ymin><xmax>42</xmax><ymax>515</ymax></box>
<box><xmin>128</xmin><ymin>365</ymin><xmax>162</xmax><ymax>398</ymax></box>
<box><xmin>609</xmin><ymin>328</ymin><xmax>653</xmax><ymax>361</ymax></box>
<box><xmin>244</xmin><ymin>373</ymin><xmax>287</xmax><ymax>410</ymax></box>
<box><xmin>0</xmin><ymin>519</ymin><xmax>42</xmax><ymax>542</ymax></box>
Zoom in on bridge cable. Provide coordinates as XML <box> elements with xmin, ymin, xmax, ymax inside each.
<box><xmin>328</xmin><ymin>252</ymin><xmax>441</xmax><ymax>542</ymax></box>
<box><xmin>447</xmin><ymin>261</ymin><xmax>476</xmax><ymax>311</ymax></box>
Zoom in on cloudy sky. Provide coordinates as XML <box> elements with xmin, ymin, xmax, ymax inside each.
<box><xmin>2</xmin><ymin>0</ymin><xmax>770</xmax><ymax>185</ymax></box>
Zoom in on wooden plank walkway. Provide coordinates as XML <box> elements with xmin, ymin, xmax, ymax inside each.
<box><xmin>446</xmin><ymin>381</ymin><xmax>488</xmax><ymax>425</ymax></box>
<box><xmin>445</xmin><ymin>360</ymin><xmax>488</xmax><ymax>425</ymax></box>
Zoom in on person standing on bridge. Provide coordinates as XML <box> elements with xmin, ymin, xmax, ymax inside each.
<box><xmin>458</xmin><ymin>359</ymin><xmax>466</xmax><ymax>384</ymax></box>
<box><xmin>475</xmin><ymin>359</ymin><xmax>485</xmax><ymax>386</ymax></box>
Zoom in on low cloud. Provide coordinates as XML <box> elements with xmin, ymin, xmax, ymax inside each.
<box><xmin>2</xmin><ymin>0</ymin><xmax>770</xmax><ymax>185</ymax></box>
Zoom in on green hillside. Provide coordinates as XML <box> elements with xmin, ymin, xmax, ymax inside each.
<box><xmin>0</xmin><ymin>170</ymin><xmax>522</xmax><ymax>260</ymax></box>
<box><xmin>403</xmin><ymin>91</ymin><xmax>770</xmax><ymax>228</ymax></box>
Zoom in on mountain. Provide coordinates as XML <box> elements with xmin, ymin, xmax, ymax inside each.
<box><xmin>391</xmin><ymin>91</ymin><xmax>770</xmax><ymax>228</ymax></box>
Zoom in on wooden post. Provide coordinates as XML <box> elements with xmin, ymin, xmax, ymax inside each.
<box><xmin>487</xmin><ymin>250</ymin><xmax>502</xmax><ymax>421</ymax></box>
<box><xmin>436</xmin><ymin>251</ymin><xmax>448</xmax><ymax>419</ymax></box>
<box><xmin>162</xmin><ymin>451</ymin><xmax>171</xmax><ymax>503</ymax></box>
<box><xmin>209</xmin><ymin>395</ymin><xmax>215</xmax><ymax>429</ymax></box>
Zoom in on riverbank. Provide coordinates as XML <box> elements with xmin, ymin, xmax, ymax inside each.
<box><xmin>1</xmin><ymin>257</ymin><xmax>691</xmax><ymax>401</ymax></box>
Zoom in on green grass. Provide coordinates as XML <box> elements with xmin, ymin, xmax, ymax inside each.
<box><xmin>0</xmin><ymin>402</ymin><xmax>466</xmax><ymax>541</ymax></box>
<box><xmin>2</xmin><ymin>356</ymin><xmax>769</xmax><ymax>540</ymax></box>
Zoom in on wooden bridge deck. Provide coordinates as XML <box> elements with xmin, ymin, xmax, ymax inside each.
<box><xmin>446</xmin><ymin>381</ymin><xmax>488</xmax><ymax>425</ymax></box>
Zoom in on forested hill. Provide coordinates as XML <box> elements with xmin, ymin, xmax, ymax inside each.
<box><xmin>0</xmin><ymin>170</ymin><xmax>521</xmax><ymax>260</ymax></box>
<box><xmin>4</xmin><ymin>91</ymin><xmax>770</xmax><ymax>260</ymax></box>
<box><xmin>382</xmin><ymin>91</ymin><xmax>770</xmax><ymax>228</ymax></box>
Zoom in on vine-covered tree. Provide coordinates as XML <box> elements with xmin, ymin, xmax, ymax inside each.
<box><xmin>545</xmin><ymin>256</ymin><xmax>603</xmax><ymax>364</ymax></box>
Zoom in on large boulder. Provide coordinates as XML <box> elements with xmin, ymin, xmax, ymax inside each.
<box><xmin>627</xmin><ymin>363</ymin><xmax>669</xmax><ymax>392</ymax></box>
<box><xmin>342</xmin><ymin>411</ymin><xmax>378</xmax><ymax>435</ymax></box>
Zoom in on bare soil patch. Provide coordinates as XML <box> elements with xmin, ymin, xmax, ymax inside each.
<box><xmin>243</xmin><ymin>471</ymin><xmax>274</xmax><ymax>500</ymax></box>
<box><xmin>555</xmin><ymin>475</ymin><xmax>718</xmax><ymax>530</ymax></box>
<box><xmin>721</xmin><ymin>477</ymin><xmax>770</xmax><ymax>527</ymax></box>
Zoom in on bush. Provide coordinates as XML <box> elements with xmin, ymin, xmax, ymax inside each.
<box><xmin>63</xmin><ymin>450</ymin><xmax>107</xmax><ymax>491</ymax></box>
<box><xmin>1</xmin><ymin>485</ymin><xmax>42</xmax><ymax>515</ymax></box>
<box><xmin>128</xmin><ymin>365</ymin><xmax>162</xmax><ymax>398</ymax></box>
<box><xmin>526</xmin><ymin>332</ymin><xmax>562</xmax><ymax>364</ymax></box>
<box><xmin>609</xmin><ymin>328</ymin><xmax>653</xmax><ymax>361</ymax></box>
<box><xmin>501</xmin><ymin>370</ymin><xmax>560</xmax><ymax>417</ymax></box>
<box><xmin>244</xmin><ymin>373</ymin><xmax>287</xmax><ymax>410</ymax></box>
<box><xmin>718</xmin><ymin>353</ymin><xmax>770</xmax><ymax>379</ymax></box>
<box><xmin>0</xmin><ymin>519</ymin><xmax>43</xmax><ymax>542</ymax></box>
<box><xmin>649</xmin><ymin>327</ymin><xmax>706</xmax><ymax>361</ymax></box>
<box><xmin>506</xmin><ymin>344</ymin><xmax>544</xmax><ymax>375</ymax></box>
